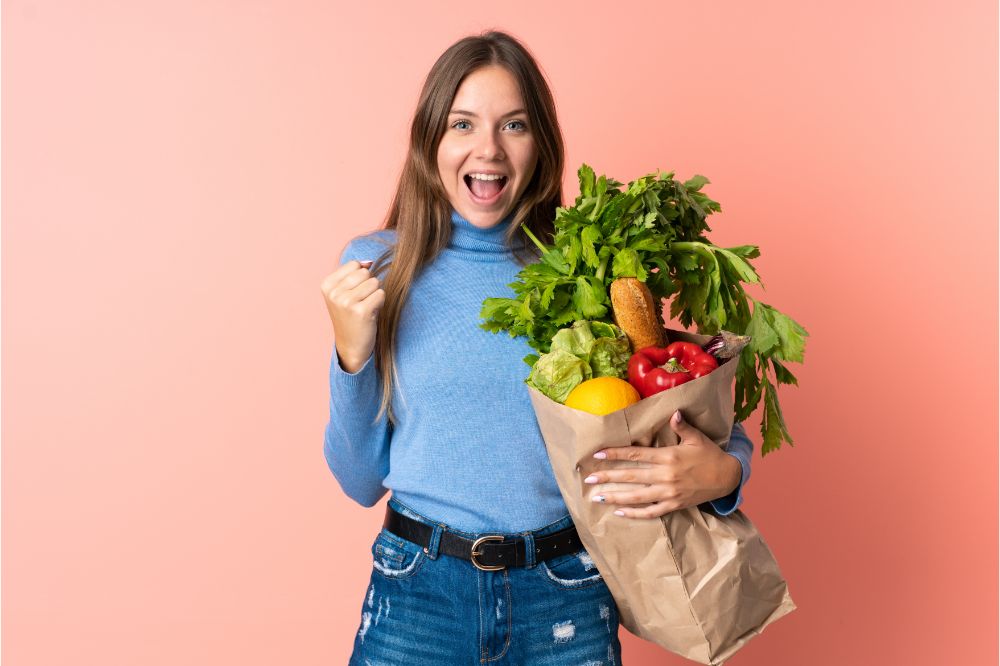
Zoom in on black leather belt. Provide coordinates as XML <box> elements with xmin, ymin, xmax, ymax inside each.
<box><xmin>383</xmin><ymin>505</ymin><xmax>583</xmax><ymax>571</ymax></box>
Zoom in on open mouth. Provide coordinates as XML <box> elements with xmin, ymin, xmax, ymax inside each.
<box><xmin>464</xmin><ymin>174</ymin><xmax>509</xmax><ymax>204</ymax></box>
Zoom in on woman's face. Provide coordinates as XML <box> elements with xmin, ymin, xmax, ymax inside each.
<box><xmin>436</xmin><ymin>65</ymin><xmax>539</xmax><ymax>229</ymax></box>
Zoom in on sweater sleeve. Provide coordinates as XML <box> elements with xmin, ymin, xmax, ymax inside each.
<box><xmin>705</xmin><ymin>421</ymin><xmax>753</xmax><ymax>516</ymax></box>
<box><xmin>322</xmin><ymin>236</ymin><xmax>393</xmax><ymax>507</ymax></box>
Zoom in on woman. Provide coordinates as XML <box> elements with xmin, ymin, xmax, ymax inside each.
<box><xmin>320</xmin><ymin>30</ymin><xmax>753</xmax><ymax>665</ymax></box>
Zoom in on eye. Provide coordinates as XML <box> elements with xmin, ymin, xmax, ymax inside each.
<box><xmin>505</xmin><ymin>120</ymin><xmax>528</xmax><ymax>131</ymax></box>
<box><xmin>451</xmin><ymin>120</ymin><xmax>472</xmax><ymax>131</ymax></box>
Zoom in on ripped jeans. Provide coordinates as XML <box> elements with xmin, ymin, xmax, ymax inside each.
<box><xmin>349</xmin><ymin>496</ymin><xmax>623</xmax><ymax>665</ymax></box>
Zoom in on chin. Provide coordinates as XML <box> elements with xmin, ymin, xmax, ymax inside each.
<box><xmin>458</xmin><ymin>204</ymin><xmax>511</xmax><ymax>229</ymax></box>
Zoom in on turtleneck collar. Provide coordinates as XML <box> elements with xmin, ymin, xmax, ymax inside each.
<box><xmin>448</xmin><ymin>208</ymin><xmax>524</xmax><ymax>257</ymax></box>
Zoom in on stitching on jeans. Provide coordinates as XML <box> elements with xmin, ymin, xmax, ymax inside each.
<box><xmin>376</xmin><ymin>528</ymin><xmax>407</xmax><ymax>550</ymax></box>
<box><xmin>372</xmin><ymin>551</ymin><xmax>424</xmax><ymax>578</ymax></box>
<box><xmin>503</xmin><ymin>569</ymin><xmax>514</xmax><ymax>659</ymax></box>
<box><xmin>542</xmin><ymin>563</ymin><xmax>603</xmax><ymax>587</ymax></box>
<box><xmin>374</xmin><ymin>543</ymin><xmax>404</xmax><ymax>567</ymax></box>
<box><xmin>478</xmin><ymin>568</ymin><xmax>486</xmax><ymax>661</ymax></box>
<box><xmin>481</xmin><ymin>569</ymin><xmax>513</xmax><ymax>662</ymax></box>
<box><xmin>535</xmin><ymin>551</ymin><xmax>605</xmax><ymax>590</ymax></box>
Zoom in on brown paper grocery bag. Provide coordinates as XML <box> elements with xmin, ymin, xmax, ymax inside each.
<box><xmin>527</xmin><ymin>328</ymin><xmax>796</xmax><ymax>665</ymax></box>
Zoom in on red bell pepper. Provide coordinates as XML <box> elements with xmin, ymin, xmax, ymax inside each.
<box><xmin>627</xmin><ymin>342</ymin><xmax>719</xmax><ymax>398</ymax></box>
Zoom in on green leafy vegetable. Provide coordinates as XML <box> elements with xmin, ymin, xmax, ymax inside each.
<box><xmin>526</xmin><ymin>349</ymin><xmax>591</xmax><ymax>404</ymax></box>
<box><xmin>526</xmin><ymin>320</ymin><xmax>630</xmax><ymax>402</ymax></box>
<box><xmin>589</xmin><ymin>334</ymin><xmax>631</xmax><ymax>378</ymax></box>
<box><xmin>550</xmin><ymin>320</ymin><xmax>596</xmax><ymax>358</ymax></box>
<box><xmin>481</xmin><ymin>164</ymin><xmax>809</xmax><ymax>455</ymax></box>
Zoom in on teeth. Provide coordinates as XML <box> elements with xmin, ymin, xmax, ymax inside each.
<box><xmin>468</xmin><ymin>173</ymin><xmax>506</xmax><ymax>181</ymax></box>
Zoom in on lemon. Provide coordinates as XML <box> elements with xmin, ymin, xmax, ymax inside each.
<box><xmin>564</xmin><ymin>377</ymin><xmax>640</xmax><ymax>415</ymax></box>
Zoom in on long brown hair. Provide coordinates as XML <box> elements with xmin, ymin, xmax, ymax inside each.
<box><xmin>366</xmin><ymin>30</ymin><xmax>565</xmax><ymax>425</ymax></box>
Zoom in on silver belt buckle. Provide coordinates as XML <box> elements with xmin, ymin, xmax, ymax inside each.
<box><xmin>470</xmin><ymin>535</ymin><xmax>505</xmax><ymax>571</ymax></box>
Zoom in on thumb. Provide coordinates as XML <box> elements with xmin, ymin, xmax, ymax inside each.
<box><xmin>669</xmin><ymin>410</ymin><xmax>696</xmax><ymax>443</ymax></box>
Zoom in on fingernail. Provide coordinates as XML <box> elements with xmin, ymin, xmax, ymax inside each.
<box><xmin>673</xmin><ymin>411</ymin><xmax>683</xmax><ymax>424</ymax></box>
<box><xmin>359</xmin><ymin>260</ymin><xmax>373</xmax><ymax>268</ymax></box>
<box><xmin>593</xmin><ymin>451</ymin><xmax>607</xmax><ymax>459</ymax></box>
<box><xmin>613</xmin><ymin>510</ymin><xmax>625</xmax><ymax>516</ymax></box>
<box><xmin>592</xmin><ymin>495</ymin><xmax>605</xmax><ymax>503</ymax></box>
<box><xmin>583</xmin><ymin>475</ymin><xmax>599</xmax><ymax>484</ymax></box>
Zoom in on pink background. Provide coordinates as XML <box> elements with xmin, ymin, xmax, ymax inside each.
<box><xmin>3</xmin><ymin>1</ymin><xmax>997</xmax><ymax>664</ymax></box>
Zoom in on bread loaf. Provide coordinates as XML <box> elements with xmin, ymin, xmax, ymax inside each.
<box><xmin>609</xmin><ymin>277</ymin><xmax>664</xmax><ymax>351</ymax></box>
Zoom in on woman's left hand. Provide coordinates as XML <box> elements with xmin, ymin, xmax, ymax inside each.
<box><xmin>586</xmin><ymin>410</ymin><xmax>741</xmax><ymax>519</ymax></box>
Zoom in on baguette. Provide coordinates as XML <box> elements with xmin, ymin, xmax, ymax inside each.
<box><xmin>609</xmin><ymin>277</ymin><xmax>665</xmax><ymax>351</ymax></box>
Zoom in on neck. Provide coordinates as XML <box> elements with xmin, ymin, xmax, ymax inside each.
<box><xmin>448</xmin><ymin>208</ymin><xmax>524</xmax><ymax>256</ymax></box>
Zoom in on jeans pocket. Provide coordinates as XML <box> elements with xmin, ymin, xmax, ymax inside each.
<box><xmin>536</xmin><ymin>547</ymin><xmax>605</xmax><ymax>589</ymax></box>
<box><xmin>371</xmin><ymin>528</ymin><xmax>427</xmax><ymax>580</ymax></box>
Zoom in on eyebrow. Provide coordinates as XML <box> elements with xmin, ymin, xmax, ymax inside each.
<box><xmin>449</xmin><ymin>108</ymin><xmax>527</xmax><ymax>118</ymax></box>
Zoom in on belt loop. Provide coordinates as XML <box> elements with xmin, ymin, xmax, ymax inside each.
<box><xmin>425</xmin><ymin>523</ymin><xmax>444</xmax><ymax>560</ymax></box>
<box><xmin>522</xmin><ymin>531</ymin><xmax>537</xmax><ymax>569</ymax></box>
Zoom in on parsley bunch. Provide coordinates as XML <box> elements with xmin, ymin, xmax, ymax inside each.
<box><xmin>480</xmin><ymin>164</ymin><xmax>808</xmax><ymax>455</ymax></box>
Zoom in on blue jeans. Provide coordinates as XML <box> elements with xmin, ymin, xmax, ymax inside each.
<box><xmin>349</xmin><ymin>496</ymin><xmax>623</xmax><ymax>665</ymax></box>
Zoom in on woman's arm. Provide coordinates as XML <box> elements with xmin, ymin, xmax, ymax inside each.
<box><xmin>705</xmin><ymin>421</ymin><xmax>753</xmax><ymax>516</ymax></box>
<box><xmin>586</xmin><ymin>411</ymin><xmax>754</xmax><ymax>519</ymax></box>
<box><xmin>323</xmin><ymin>347</ymin><xmax>392</xmax><ymax>507</ymax></box>
<box><xmin>321</xmin><ymin>235</ymin><xmax>393</xmax><ymax>507</ymax></box>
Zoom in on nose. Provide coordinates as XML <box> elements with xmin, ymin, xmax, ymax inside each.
<box><xmin>477</xmin><ymin>129</ymin><xmax>506</xmax><ymax>161</ymax></box>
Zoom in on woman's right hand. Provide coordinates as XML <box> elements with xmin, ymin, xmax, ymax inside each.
<box><xmin>320</xmin><ymin>260</ymin><xmax>385</xmax><ymax>373</ymax></box>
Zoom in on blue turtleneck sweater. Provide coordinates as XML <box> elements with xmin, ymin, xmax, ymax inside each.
<box><xmin>323</xmin><ymin>209</ymin><xmax>753</xmax><ymax>533</ymax></box>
